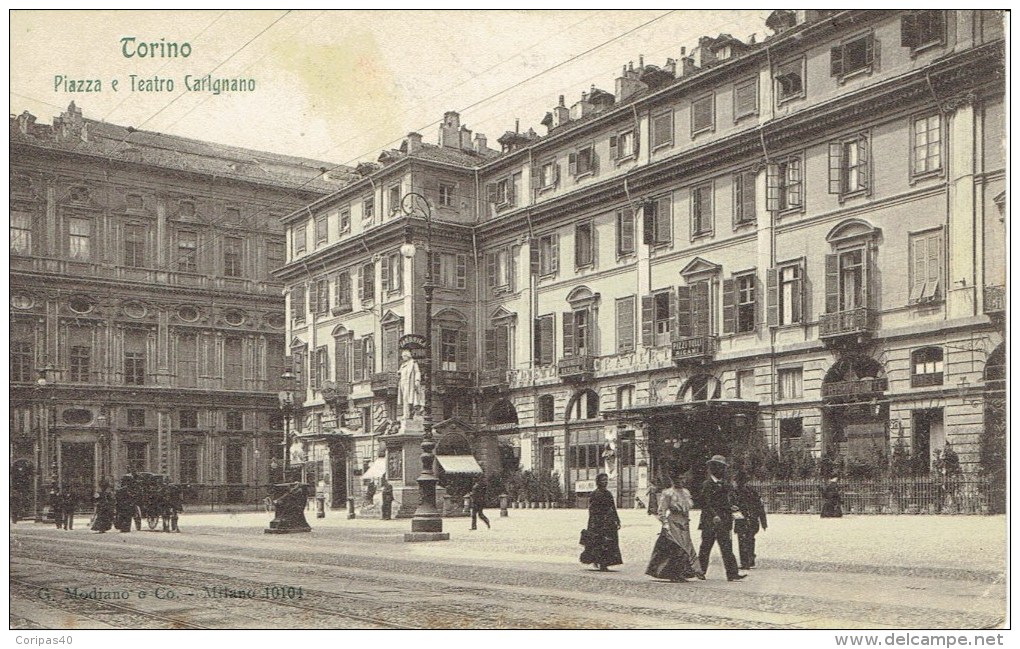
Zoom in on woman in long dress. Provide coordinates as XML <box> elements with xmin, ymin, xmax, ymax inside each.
<box><xmin>646</xmin><ymin>470</ymin><xmax>705</xmax><ymax>582</ymax></box>
<box><xmin>580</xmin><ymin>473</ymin><xmax>622</xmax><ymax>571</ymax></box>
<box><xmin>91</xmin><ymin>482</ymin><xmax>114</xmax><ymax>533</ymax></box>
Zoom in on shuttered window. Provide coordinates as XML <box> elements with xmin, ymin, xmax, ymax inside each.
<box><xmin>825</xmin><ymin>249</ymin><xmax>870</xmax><ymax>313</ymax></box>
<box><xmin>691</xmin><ymin>93</ymin><xmax>715</xmax><ymax>135</ymax></box>
<box><xmin>616</xmin><ymin>208</ymin><xmax>635</xmax><ymax>255</ymax></box>
<box><xmin>909</xmin><ymin>230</ymin><xmax>943</xmax><ymax>304</ymax></box>
<box><xmin>224</xmin><ymin>337</ymin><xmax>243</xmax><ymax>389</ymax></box>
<box><xmin>830</xmin><ymin>32</ymin><xmax>876</xmax><ymax>79</ymax></box>
<box><xmin>766</xmin><ymin>155</ymin><xmax>803</xmax><ymax>212</ymax></box>
<box><xmin>912</xmin><ymin>114</ymin><xmax>942</xmax><ymax>176</ymax></box>
<box><xmin>901</xmin><ymin>11</ymin><xmax>946</xmax><ymax>51</ymax></box>
<box><xmin>733</xmin><ymin>170</ymin><xmax>756</xmax><ymax>225</ymax></box>
<box><xmin>828</xmin><ymin>133</ymin><xmax>870</xmax><ymax>197</ymax></box>
<box><xmin>642</xmin><ymin>196</ymin><xmax>672</xmax><ymax>246</ymax></box>
<box><xmin>733</xmin><ymin>78</ymin><xmax>758</xmax><ymax>119</ymax></box>
<box><xmin>533</xmin><ymin>315</ymin><xmax>555</xmax><ymax>366</ymax></box>
<box><xmin>291</xmin><ymin>285</ymin><xmax>306</xmax><ymax>323</ymax></box>
<box><xmin>382</xmin><ymin>323</ymin><xmax>401</xmax><ymax>372</ymax></box>
<box><xmin>335</xmin><ymin>336</ymin><xmax>351</xmax><ymax>383</ymax></box>
<box><xmin>359</xmin><ymin>262</ymin><xmax>375</xmax><ymax>304</ymax></box>
<box><xmin>767</xmin><ymin>263</ymin><xmax>805</xmax><ymax>327</ymax></box>
<box><xmin>651</xmin><ymin>111</ymin><xmax>674</xmax><ymax>149</ymax></box>
<box><xmin>691</xmin><ymin>183</ymin><xmax>714</xmax><ymax>237</ymax></box>
<box><xmin>335</xmin><ymin>270</ymin><xmax>352</xmax><ymax>312</ymax></box>
<box><xmin>575</xmin><ymin>222</ymin><xmax>594</xmax><ymax>268</ymax></box>
<box><xmin>616</xmin><ymin>296</ymin><xmax>635</xmax><ymax>353</ymax></box>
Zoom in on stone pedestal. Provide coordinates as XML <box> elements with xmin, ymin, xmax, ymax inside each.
<box><xmin>383</xmin><ymin>419</ymin><xmax>445</xmax><ymax>520</ymax></box>
<box><xmin>264</xmin><ymin>482</ymin><xmax>312</xmax><ymax>534</ymax></box>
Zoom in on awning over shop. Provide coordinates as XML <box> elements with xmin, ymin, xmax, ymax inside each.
<box><xmin>435</xmin><ymin>455</ymin><xmax>483</xmax><ymax>475</ymax></box>
<box><xmin>362</xmin><ymin>457</ymin><xmax>387</xmax><ymax>480</ymax></box>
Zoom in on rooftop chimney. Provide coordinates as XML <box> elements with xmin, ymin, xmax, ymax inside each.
<box><xmin>16</xmin><ymin>110</ymin><xmax>36</xmax><ymax>135</ymax></box>
<box><xmin>474</xmin><ymin>133</ymin><xmax>489</xmax><ymax>155</ymax></box>
<box><xmin>616</xmin><ymin>62</ymin><xmax>647</xmax><ymax>101</ymax></box>
<box><xmin>552</xmin><ymin>95</ymin><xmax>570</xmax><ymax>128</ymax></box>
<box><xmin>405</xmin><ymin>132</ymin><xmax>423</xmax><ymax>153</ymax></box>
<box><xmin>459</xmin><ymin>125</ymin><xmax>473</xmax><ymax>151</ymax></box>
<box><xmin>439</xmin><ymin>111</ymin><xmax>462</xmax><ymax>148</ymax></box>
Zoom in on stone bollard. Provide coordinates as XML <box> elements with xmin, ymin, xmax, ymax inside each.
<box><xmin>499</xmin><ymin>493</ymin><xmax>509</xmax><ymax>517</ymax></box>
<box><xmin>347</xmin><ymin>497</ymin><xmax>356</xmax><ymax>520</ymax></box>
<box><xmin>315</xmin><ymin>495</ymin><xmax>326</xmax><ymax>519</ymax></box>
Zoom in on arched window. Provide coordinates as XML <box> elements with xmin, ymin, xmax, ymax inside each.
<box><xmin>911</xmin><ymin>347</ymin><xmax>944</xmax><ymax>387</ymax></box>
<box><xmin>567</xmin><ymin>389</ymin><xmax>599</xmax><ymax>421</ymax></box>
<box><xmin>488</xmin><ymin>399</ymin><xmax>518</xmax><ymax>426</ymax></box>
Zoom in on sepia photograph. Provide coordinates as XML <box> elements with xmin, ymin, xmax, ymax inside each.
<box><xmin>8</xmin><ymin>8</ymin><xmax>1009</xmax><ymax>642</ymax></box>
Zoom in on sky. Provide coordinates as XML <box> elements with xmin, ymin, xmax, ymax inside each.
<box><xmin>10</xmin><ymin>10</ymin><xmax>772</xmax><ymax>167</ymax></box>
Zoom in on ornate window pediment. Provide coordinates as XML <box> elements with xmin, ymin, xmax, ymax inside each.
<box><xmin>489</xmin><ymin>305</ymin><xmax>517</xmax><ymax>325</ymax></box>
<box><xmin>679</xmin><ymin>256</ymin><xmax>721</xmax><ymax>280</ymax></box>
<box><xmin>566</xmin><ymin>285</ymin><xmax>600</xmax><ymax>308</ymax></box>
<box><xmin>826</xmin><ymin>218</ymin><xmax>880</xmax><ymax>248</ymax></box>
<box><xmin>379</xmin><ymin>310</ymin><xmax>404</xmax><ymax>326</ymax></box>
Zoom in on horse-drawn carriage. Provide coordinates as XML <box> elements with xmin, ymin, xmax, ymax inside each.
<box><xmin>132</xmin><ymin>472</ymin><xmax>183</xmax><ymax>531</ymax></box>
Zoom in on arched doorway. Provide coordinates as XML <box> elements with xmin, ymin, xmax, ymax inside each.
<box><xmin>821</xmin><ymin>354</ymin><xmax>888</xmax><ymax>473</ymax></box>
<box><xmin>487</xmin><ymin>399</ymin><xmax>518</xmax><ymax>427</ymax></box>
<box><xmin>981</xmin><ymin>344</ymin><xmax>1005</xmax><ymax>513</ymax></box>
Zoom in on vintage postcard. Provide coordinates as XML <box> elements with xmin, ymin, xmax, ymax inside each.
<box><xmin>8</xmin><ymin>8</ymin><xmax>1008</xmax><ymax>642</ymax></box>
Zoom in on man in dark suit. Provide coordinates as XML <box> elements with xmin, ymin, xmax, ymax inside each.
<box><xmin>734</xmin><ymin>472</ymin><xmax>767</xmax><ymax>569</ymax></box>
<box><xmin>697</xmin><ymin>455</ymin><xmax>745</xmax><ymax>582</ymax></box>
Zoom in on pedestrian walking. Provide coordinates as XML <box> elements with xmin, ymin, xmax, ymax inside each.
<box><xmin>91</xmin><ymin>481</ymin><xmax>114</xmax><ymax>533</ymax></box>
<box><xmin>49</xmin><ymin>483</ymin><xmax>61</xmax><ymax>529</ymax></box>
<box><xmin>697</xmin><ymin>455</ymin><xmax>745</xmax><ymax>582</ymax></box>
<box><xmin>579</xmin><ymin>473</ymin><xmax>622</xmax><ymax>572</ymax></box>
<box><xmin>127</xmin><ymin>470</ymin><xmax>143</xmax><ymax>531</ymax></box>
<box><xmin>646</xmin><ymin>468</ymin><xmax>705</xmax><ymax>582</ymax></box>
<box><xmin>114</xmin><ymin>477</ymin><xmax>134</xmax><ymax>532</ymax></box>
<box><xmin>161</xmin><ymin>477</ymin><xmax>183</xmax><ymax>532</ymax></box>
<box><xmin>733</xmin><ymin>472</ymin><xmax>767</xmax><ymax>569</ymax></box>
<box><xmin>60</xmin><ymin>486</ymin><xmax>77</xmax><ymax>530</ymax></box>
<box><xmin>646</xmin><ymin>481</ymin><xmax>659</xmax><ymax>516</ymax></box>
<box><xmin>381</xmin><ymin>477</ymin><xmax>394</xmax><ymax>520</ymax></box>
<box><xmin>469</xmin><ymin>478</ymin><xmax>490</xmax><ymax>530</ymax></box>
<box><xmin>821</xmin><ymin>476</ymin><xmax>843</xmax><ymax>518</ymax></box>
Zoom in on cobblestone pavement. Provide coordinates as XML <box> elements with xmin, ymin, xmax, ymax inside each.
<box><xmin>9</xmin><ymin>509</ymin><xmax>1006</xmax><ymax>629</ymax></box>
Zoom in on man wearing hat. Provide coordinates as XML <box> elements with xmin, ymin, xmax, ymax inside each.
<box><xmin>697</xmin><ymin>455</ymin><xmax>745</xmax><ymax>582</ymax></box>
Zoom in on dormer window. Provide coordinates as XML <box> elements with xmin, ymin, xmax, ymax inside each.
<box><xmin>775</xmin><ymin>57</ymin><xmax>805</xmax><ymax>103</ymax></box>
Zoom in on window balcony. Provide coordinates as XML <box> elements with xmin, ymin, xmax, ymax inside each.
<box><xmin>434</xmin><ymin>369</ymin><xmax>475</xmax><ymax>393</ymax></box>
<box><xmin>821</xmin><ymin>377</ymin><xmax>888</xmax><ymax>401</ymax></box>
<box><xmin>911</xmin><ymin>373</ymin><xmax>944</xmax><ymax>388</ymax></box>
<box><xmin>478</xmin><ymin>368</ymin><xmax>511</xmax><ymax>392</ymax></box>
<box><xmin>819</xmin><ymin>307</ymin><xmax>877</xmax><ymax>343</ymax></box>
<box><xmin>984</xmin><ymin>285</ymin><xmax>1005</xmax><ymax>316</ymax></box>
<box><xmin>557</xmin><ymin>354</ymin><xmax>596</xmax><ymax>382</ymax></box>
<box><xmin>370</xmin><ymin>371</ymin><xmax>399</xmax><ymax>396</ymax></box>
<box><xmin>671</xmin><ymin>336</ymin><xmax>718</xmax><ymax>365</ymax></box>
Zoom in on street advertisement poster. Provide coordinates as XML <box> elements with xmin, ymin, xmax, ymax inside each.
<box><xmin>8</xmin><ymin>8</ymin><xmax>1009</xmax><ymax>646</ymax></box>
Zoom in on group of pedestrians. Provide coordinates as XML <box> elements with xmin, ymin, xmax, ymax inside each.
<box><xmin>48</xmin><ymin>485</ymin><xmax>78</xmax><ymax>530</ymax></box>
<box><xmin>89</xmin><ymin>474</ymin><xmax>183</xmax><ymax>534</ymax></box>
<box><xmin>580</xmin><ymin>455</ymin><xmax>767</xmax><ymax>583</ymax></box>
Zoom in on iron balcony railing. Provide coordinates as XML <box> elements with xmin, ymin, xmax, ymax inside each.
<box><xmin>984</xmin><ymin>285</ymin><xmax>1005</xmax><ymax>314</ymax></box>
<box><xmin>557</xmin><ymin>354</ymin><xmax>596</xmax><ymax>381</ymax></box>
<box><xmin>819</xmin><ymin>306</ymin><xmax>877</xmax><ymax>339</ymax></box>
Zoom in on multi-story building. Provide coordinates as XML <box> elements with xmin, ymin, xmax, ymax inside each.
<box><xmin>279</xmin><ymin>9</ymin><xmax>1005</xmax><ymax>511</ymax></box>
<box><xmin>10</xmin><ymin>102</ymin><xmax>346</xmax><ymax>514</ymax></box>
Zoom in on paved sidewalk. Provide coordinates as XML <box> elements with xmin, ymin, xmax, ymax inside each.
<box><xmin>126</xmin><ymin>507</ymin><xmax>1007</xmax><ymax>582</ymax></box>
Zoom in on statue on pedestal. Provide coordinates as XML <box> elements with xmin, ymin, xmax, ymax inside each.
<box><xmin>397</xmin><ymin>349</ymin><xmax>424</xmax><ymax>421</ymax></box>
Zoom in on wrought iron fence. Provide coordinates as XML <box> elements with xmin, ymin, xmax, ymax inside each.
<box><xmin>180</xmin><ymin>484</ymin><xmax>277</xmax><ymax>512</ymax></box>
<box><xmin>750</xmin><ymin>476</ymin><xmax>994</xmax><ymax>515</ymax></box>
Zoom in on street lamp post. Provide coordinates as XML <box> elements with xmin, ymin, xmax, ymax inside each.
<box><xmin>34</xmin><ymin>363</ymin><xmax>57</xmax><ymax>522</ymax></box>
<box><xmin>400</xmin><ymin>192</ymin><xmax>447</xmax><ymax>540</ymax></box>
<box><xmin>278</xmin><ymin>368</ymin><xmax>296</xmax><ymax>483</ymax></box>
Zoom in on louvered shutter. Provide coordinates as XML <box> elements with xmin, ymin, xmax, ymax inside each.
<box><xmin>590</xmin><ymin>150</ymin><xmax>599</xmax><ymax>173</ymax></box>
<box><xmin>861</xmin><ymin>247</ymin><xmax>871</xmax><ymax>309</ymax></box>
<box><xmin>633</xmin><ymin>123</ymin><xmax>641</xmax><ymax>155</ymax></box>
<box><xmin>609</xmin><ymin>135</ymin><xmax>618</xmax><ymax>160</ymax></box>
<box><xmin>486</xmin><ymin>183</ymin><xmax>498</xmax><ymax>204</ymax></box>
<box><xmin>901</xmin><ymin>12</ymin><xmax>919</xmax><ymax>48</ymax></box>
<box><xmin>381</xmin><ymin>256</ymin><xmax>391</xmax><ymax>293</ymax></box>
<box><xmin>829</xmin><ymin>142</ymin><xmax>843</xmax><ymax>194</ymax></box>
<box><xmin>336</xmin><ymin>338</ymin><xmax>349</xmax><ymax>384</ymax></box>
<box><xmin>676</xmin><ymin>286</ymin><xmax>691</xmax><ymax>338</ymax></box>
<box><xmin>562</xmin><ymin>312</ymin><xmax>575</xmax><ymax>358</ymax></box>
<box><xmin>484</xmin><ymin>329</ymin><xmax>496</xmax><ymax>371</ymax></box>
<box><xmin>617</xmin><ymin>296</ymin><xmax>635</xmax><ymax>353</ymax></box>
<box><xmin>540</xmin><ymin>316</ymin><xmax>555</xmax><ymax>366</ymax></box>
<box><xmin>395</xmin><ymin>255</ymin><xmax>403</xmax><ymax>294</ymax></box>
<box><xmin>830</xmin><ymin>44</ymin><xmax>844</xmax><ymax>77</ymax></box>
<box><xmin>656</xmin><ymin>197</ymin><xmax>671</xmax><ymax>244</ymax></box>
<box><xmin>456</xmin><ymin>254</ymin><xmax>467</xmax><ymax>289</ymax></box>
<box><xmin>493</xmin><ymin>324</ymin><xmax>510</xmax><ymax>369</ymax></box>
<box><xmin>911</xmin><ymin>236</ymin><xmax>927</xmax><ymax>302</ymax></box>
<box><xmin>722</xmin><ymin>278</ymin><xmax>736</xmax><ymax>334</ymax></box>
<box><xmin>529</xmin><ymin>239</ymin><xmax>539</xmax><ymax>276</ymax></box>
<box><xmin>694</xmin><ymin>282</ymin><xmax>710</xmax><ymax>336</ymax></box>
<box><xmin>353</xmin><ymin>338</ymin><xmax>364</xmax><ymax>381</ymax></box>
<box><xmin>457</xmin><ymin>330</ymin><xmax>469</xmax><ymax>369</ymax></box>
<box><xmin>622</xmin><ymin>209</ymin><xmax>634</xmax><ymax>254</ymax></box>
<box><xmin>640</xmin><ymin>295</ymin><xmax>654</xmax><ymax>348</ymax></box>
<box><xmin>568</xmin><ymin>152</ymin><xmax>577</xmax><ymax>177</ymax></box>
<box><xmin>554</xmin><ymin>163</ymin><xmax>561</xmax><ymax>187</ymax></box>
<box><xmin>530</xmin><ymin>164</ymin><xmax>540</xmax><ymax>189</ymax></box>
<box><xmin>927</xmin><ymin>233</ymin><xmax>941</xmax><ymax>300</ymax></box>
<box><xmin>642</xmin><ymin>201</ymin><xmax>656</xmax><ymax>245</ymax></box>
<box><xmin>858</xmin><ymin>134</ymin><xmax>870</xmax><ymax>192</ymax></box>
<box><xmin>430</xmin><ymin>251</ymin><xmax>441</xmax><ymax>286</ymax></box>
<box><xmin>550</xmin><ymin>234</ymin><xmax>559</xmax><ymax>274</ymax></box>
<box><xmin>766</xmin><ymin>268</ymin><xmax>779</xmax><ymax>327</ymax></box>
<box><xmin>825</xmin><ymin>254</ymin><xmax>839</xmax><ymax>314</ymax></box>
<box><xmin>766</xmin><ymin>164</ymin><xmax>780</xmax><ymax>212</ymax></box>
<box><xmin>486</xmin><ymin>252</ymin><xmax>496</xmax><ymax>287</ymax></box>
<box><xmin>864</xmin><ymin>34</ymin><xmax>875</xmax><ymax>68</ymax></box>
